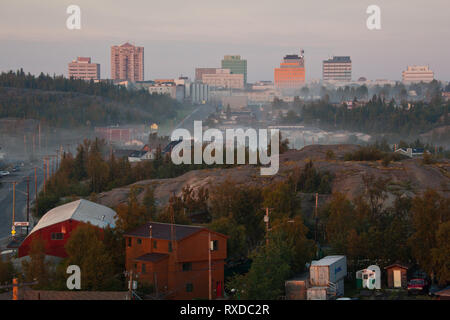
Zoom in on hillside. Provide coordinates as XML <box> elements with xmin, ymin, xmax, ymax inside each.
<box><xmin>0</xmin><ymin>87</ymin><xmax>175</xmax><ymax>128</ymax></box>
<box><xmin>96</xmin><ymin>144</ymin><xmax>450</xmax><ymax>209</ymax></box>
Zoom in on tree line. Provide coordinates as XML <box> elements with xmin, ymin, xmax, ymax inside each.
<box><xmin>0</xmin><ymin>70</ymin><xmax>182</xmax><ymax>127</ymax></box>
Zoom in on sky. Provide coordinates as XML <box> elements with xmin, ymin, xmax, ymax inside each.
<box><xmin>0</xmin><ymin>0</ymin><xmax>449</xmax><ymax>82</ymax></box>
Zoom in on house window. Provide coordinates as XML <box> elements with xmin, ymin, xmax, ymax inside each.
<box><xmin>134</xmin><ymin>263</ymin><xmax>137</xmax><ymax>270</ymax></box>
<box><xmin>168</xmin><ymin>242</ymin><xmax>173</xmax><ymax>252</ymax></box>
<box><xmin>127</xmin><ymin>238</ymin><xmax>132</xmax><ymax>247</ymax></box>
<box><xmin>142</xmin><ymin>264</ymin><xmax>146</xmax><ymax>274</ymax></box>
<box><xmin>137</xmin><ymin>238</ymin><xmax>142</xmax><ymax>245</ymax></box>
<box><xmin>210</xmin><ymin>240</ymin><xmax>218</xmax><ymax>251</ymax></box>
<box><xmin>182</xmin><ymin>262</ymin><xmax>192</xmax><ymax>272</ymax></box>
<box><xmin>186</xmin><ymin>283</ymin><xmax>193</xmax><ymax>293</ymax></box>
<box><xmin>153</xmin><ymin>240</ymin><xmax>157</xmax><ymax>249</ymax></box>
<box><xmin>51</xmin><ymin>232</ymin><xmax>64</xmax><ymax>240</ymax></box>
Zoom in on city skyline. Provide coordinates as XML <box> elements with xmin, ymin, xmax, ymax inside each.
<box><xmin>0</xmin><ymin>0</ymin><xmax>449</xmax><ymax>82</ymax></box>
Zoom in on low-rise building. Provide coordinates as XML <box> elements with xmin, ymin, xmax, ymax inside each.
<box><xmin>385</xmin><ymin>263</ymin><xmax>409</xmax><ymax>289</ymax></box>
<box><xmin>402</xmin><ymin>65</ymin><xmax>434</xmax><ymax>83</ymax></box>
<box><xmin>201</xmin><ymin>69</ymin><xmax>244</xmax><ymax>89</ymax></box>
<box><xmin>18</xmin><ymin>200</ymin><xmax>116</xmax><ymax>258</ymax></box>
<box><xmin>442</xmin><ymin>92</ymin><xmax>450</xmax><ymax>101</ymax></box>
<box><xmin>195</xmin><ymin>68</ymin><xmax>217</xmax><ymax>82</ymax></box>
<box><xmin>394</xmin><ymin>147</ymin><xmax>428</xmax><ymax>158</ymax></box>
<box><xmin>124</xmin><ymin>222</ymin><xmax>227</xmax><ymax>300</ymax></box>
<box><xmin>128</xmin><ymin>149</ymin><xmax>155</xmax><ymax>162</ymax></box>
<box><xmin>68</xmin><ymin>57</ymin><xmax>100</xmax><ymax>81</ymax></box>
<box><xmin>148</xmin><ymin>82</ymin><xmax>184</xmax><ymax>102</ymax></box>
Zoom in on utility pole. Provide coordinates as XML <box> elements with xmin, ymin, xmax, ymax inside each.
<box><xmin>264</xmin><ymin>207</ymin><xmax>270</xmax><ymax>246</ymax></box>
<box><xmin>43</xmin><ymin>159</ymin><xmax>46</xmax><ymax>193</ymax></box>
<box><xmin>56</xmin><ymin>150</ymin><xmax>59</xmax><ymax>171</ymax></box>
<box><xmin>12</xmin><ymin>181</ymin><xmax>16</xmax><ymax>237</ymax></box>
<box><xmin>24</xmin><ymin>134</ymin><xmax>27</xmax><ymax>157</ymax></box>
<box><xmin>34</xmin><ymin>167</ymin><xmax>38</xmax><ymax>219</ymax></box>
<box><xmin>128</xmin><ymin>270</ymin><xmax>133</xmax><ymax>300</ymax></box>
<box><xmin>46</xmin><ymin>157</ymin><xmax>50</xmax><ymax>181</ymax></box>
<box><xmin>38</xmin><ymin>123</ymin><xmax>41</xmax><ymax>154</ymax></box>
<box><xmin>32</xmin><ymin>134</ymin><xmax>36</xmax><ymax>157</ymax></box>
<box><xmin>26</xmin><ymin>177</ymin><xmax>30</xmax><ymax>235</ymax></box>
<box><xmin>208</xmin><ymin>231</ymin><xmax>212</xmax><ymax>300</ymax></box>
<box><xmin>315</xmin><ymin>193</ymin><xmax>318</xmax><ymax>242</ymax></box>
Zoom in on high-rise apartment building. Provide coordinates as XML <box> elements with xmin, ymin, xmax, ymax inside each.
<box><xmin>274</xmin><ymin>50</ymin><xmax>305</xmax><ymax>89</ymax></box>
<box><xmin>221</xmin><ymin>55</ymin><xmax>247</xmax><ymax>84</ymax></box>
<box><xmin>323</xmin><ymin>56</ymin><xmax>352</xmax><ymax>82</ymax></box>
<box><xmin>201</xmin><ymin>69</ymin><xmax>244</xmax><ymax>89</ymax></box>
<box><xmin>111</xmin><ymin>42</ymin><xmax>144</xmax><ymax>82</ymax></box>
<box><xmin>402</xmin><ymin>65</ymin><xmax>434</xmax><ymax>83</ymax></box>
<box><xmin>68</xmin><ymin>57</ymin><xmax>100</xmax><ymax>81</ymax></box>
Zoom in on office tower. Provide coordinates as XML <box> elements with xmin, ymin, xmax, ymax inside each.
<box><xmin>221</xmin><ymin>55</ymin><xmax>247</xmax><ymax>84</ymax></box>
<box><xmin>68</xmin><ymin>57</ymin><xmax>100</xmax><ymax>80</ymax></box>
<box><xmin>111</xmin><ymin>42</ymin><xmax>144</xmax><ymax>82</ymax></box>
<box><xmin>195</xmin><ymin>68</ymin><xmax>217</xmax><ymax>82</ymax></box>
<box><xmin>402</xmin><ymin>65</ymin><xmax>434</xmax><ymax>83</ymax></box>
<box><xmin>274</xmin><ymin>50</ymin><xmax>306</xmax><ymax>89</ymax></box>
<box><xmin>323</xmin><ymin>56</ymin><xmax>352</xmax><ymax>82</ymax></box>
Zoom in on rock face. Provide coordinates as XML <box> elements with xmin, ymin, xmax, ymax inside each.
<box><xmin>96</xmin><ymin>144</ymin><xmax>450</xmax><ymax>209</ymax></box>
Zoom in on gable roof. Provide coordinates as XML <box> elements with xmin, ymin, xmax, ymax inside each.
<box><xmin>29</xmin><ymin>199</ymin><xmax>116</xmax><ymax>235</ymax></box>
<box><xmin>384</xmin><ymin>263</ymin><xmax>409</xmax><ymax>270</ymax></box>
<box><xmin>124</xmin><ymin>222</ymin><xmax>204</xmax><ymax>241</ymax></box>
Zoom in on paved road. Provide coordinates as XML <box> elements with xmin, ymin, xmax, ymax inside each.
<box><xmin>174</xmin><ymin>103</ymin><xmax>216</xmax><ymax>132</ymax></box>
<box><xmin>0</xmin><ymin>105</ymin><xmax>217</xmax><ymax>248</ymax></box>
<box><xmin>0</xmin><ymin>164</ymin><xmax>44</xmax><ymax>245</ymax></box>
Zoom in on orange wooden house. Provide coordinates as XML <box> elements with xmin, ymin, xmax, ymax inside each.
<box><xmin>124</xmin><ymin>222</ymin><xmax>227</xmax><ymax>300</ymax></box>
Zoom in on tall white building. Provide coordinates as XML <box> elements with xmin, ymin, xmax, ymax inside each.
<box><xmin>402</xmin><ymin>65</ymin><xmax>434</xmax><ymax>83</ymax></box>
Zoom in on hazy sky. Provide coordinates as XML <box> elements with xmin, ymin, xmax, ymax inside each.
<box><xmin>0</xmin><ymin>0</ymin><xmax>449</xmax><ymax>82</ymax></box>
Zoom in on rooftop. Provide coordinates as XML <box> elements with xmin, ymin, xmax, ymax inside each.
<box><xmin>324</xmin><ymin>56</ymin><xmax>351</xmax><ymax>63</ymax></box>
<box><xmin>124</xmin><ymin>222</ymin><xmax>204</xmax><ymax>241</ymax></box>
<box><xmin>28</xmin><ymin>199</ymin><xmax>116</xmax><ymax>236</ymax></box>
<box><xmin>311</xmin><ymin>255</ymin><xmax>346</xmax><ymax>266</ymax></box>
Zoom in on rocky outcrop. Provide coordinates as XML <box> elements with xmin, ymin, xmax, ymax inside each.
<box><xmin>96</xmin><ymin>144</ymin><xmax>450</xmax><ymax>209</ymax></box>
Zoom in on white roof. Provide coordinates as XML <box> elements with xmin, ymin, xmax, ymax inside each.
<box><xmin>29</xmin><ymin>199</ymin><xmax>116</xmax><ymax>235</ymax></box>
<box><xmin>311</xmin><ymin>255</ymin><xmax>346</xmax><ymax>266</ymax></box>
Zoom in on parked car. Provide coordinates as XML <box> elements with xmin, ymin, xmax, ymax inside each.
<box><xmin>0</xmin><ymin>170</ymin><xmax>10</xmax><ymax>176</ymax></box>
<box><xmin>407</xmin><ymin>278</ymin><xmax>429</xmax><ymax>295</ymax></box>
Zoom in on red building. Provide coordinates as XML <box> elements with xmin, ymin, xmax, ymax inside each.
<box><xmin>94</xmin><ymin>127</ymin><xmax>135</xmax><ymax>143</ymax></box>
<box><xmin>18</xmin><ymin>199</ymin><xmax>116</xmax><ymax>258</ymax></box>
<box><xmin>124</xmin><ymin>222</ymin><xmax>227</xmax><ymax>300</ymax></box>
<box><xmin>274</xmin><ymin>51</ymin><xmax>306</xmax><ymax>89</ymax></box>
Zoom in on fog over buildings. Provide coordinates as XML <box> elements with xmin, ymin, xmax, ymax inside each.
<box><xmin>0</xmin><ymin>0</ymin><xmax>449</xmax><ymax>82</ymax></box>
